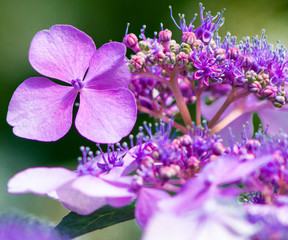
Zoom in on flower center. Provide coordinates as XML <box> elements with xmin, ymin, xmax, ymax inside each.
<box><xmin>71</xmin><ymin>78</ymin><xmax>85</xmax><ymax>91</ymax></box>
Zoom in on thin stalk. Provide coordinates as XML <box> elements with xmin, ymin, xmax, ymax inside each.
<box><xmin>210</xmin><ymin>108</ymin><xmax>244</xmax><ymax>135</ymax></box>
<box><xmin>169</xmin><ymin>68</ymin><xmax>192</xmax><ymax>127</ymax></box>
<box><xmin>207</xmin><ymin>88</ymin><xmax>237</xmax><ymax>128</ymax></box>
<box><xmin>195</xmin><ymin>90</ymin><xmax>202</xmax><ymax>127</ymax></box>
<box><xmin>138</xmin><ymin>105</ymin><xmax>187</xmax><ymax>133</ymax></box>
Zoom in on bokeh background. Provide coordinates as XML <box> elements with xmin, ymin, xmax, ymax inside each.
<box><xmin>1</xmin><ymin>0</ymin><xmax>288</xmax><ymax>239</ymax></box>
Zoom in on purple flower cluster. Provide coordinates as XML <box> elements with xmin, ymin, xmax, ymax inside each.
<box><xmin>6</xmin><ymin>3</ymin><xmax>288</xmax><ymax>240</ymax></box>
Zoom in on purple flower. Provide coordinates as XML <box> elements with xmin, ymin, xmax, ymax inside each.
<box><xmin>7</xmin><ymin>25</ymin><xmax>137</xmax><ymax>143</ymax></box>
<box><xmin>142</xmin><ymin>198</ymin><xmax>257</xmax><ymax>240</ymax></box>
<box><xmin>0</xmin><ymin>214</ymin><xmax>68</xmax><ymax>240</ymax></box>
<box><xmin>7</xmin><ymin>147</ymin><xmax>137</xmax><ymax>215</ymax></box>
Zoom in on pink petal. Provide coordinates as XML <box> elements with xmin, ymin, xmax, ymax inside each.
<box><xmin>56</xmin><ymin>182</ymin><xmax>106</xmax><ymax>215</ymax></box>
<box><xmin>29</xmin><ymin>25</ymin><xmax>96</xmax><ymax>83</ymax></box>
<box><xmin>84</xmin><ymin>42</ymin><xmax>130</xmax><ymax>90</ymax></box>
<box><xmin>106</xmin><ymin>196</ymin><xmax>135</xmax><ymax>208</ymax></box>
<box><xmin>216</xmin><ymin>113</ymin><xmax>253</xmax><ymax>146</ymax></box>
<box><xmin>7</xmin><ymin>167</ymin><xmax>77</xmax><ymax>195</ymax></box>
<box><xmin>135</xmin><ymin>188</ymin><xmax>171</xmax><ymax>228</ymax></box>
<box><xmin>258</xmin><ymin>104</ymin><xmax>288</xmax><ymax>133</ymax></box>
<box><xmin>142</xmin><ymin>212</ymin><xmax>194</xmax><ymax>240</ymax></box>
<box><xmin>76</xmin><ymin>88</ymin><xmax>137</xmax><ymax>143</ymax></box>
<box><xmin>7</xmin><ymin>77</ymin><xmax>77</xmax><ymax>141</ymax></box>
<box><xmin>72</xmin><ymin>175</ymin><xmax>134</xmax><ymax>198</ymax></box>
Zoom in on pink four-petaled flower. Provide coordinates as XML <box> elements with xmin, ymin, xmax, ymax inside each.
<box><xmin>7</xmin><ymin>25</ymin><xmax>137</xmax><ymax>143</ymax></box>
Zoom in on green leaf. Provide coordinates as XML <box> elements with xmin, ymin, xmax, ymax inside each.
<box><xmin>55</xmin><ymin>203</ymin><xmax>135</xmax><ymax>239</ymax></box>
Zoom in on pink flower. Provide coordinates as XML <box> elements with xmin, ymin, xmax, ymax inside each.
<box><xmin>7</xmin><ymin>25</ymin><xmax>137</xmax><ymax>143</ymax></box>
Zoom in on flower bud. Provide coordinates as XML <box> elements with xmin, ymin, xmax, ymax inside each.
<box><xmin>141</xmin><ymin>156</ymin><xmax>154</xmax><ymax>168</ymax></box>
<box><xmin>179</xmin><ymin>135</ymin><xmax>193</xmax><ymax>146</ymax></box>
<box><xmin>145</xmin><ymin>54</ymin><xmax>156</xmax><ymax>66</ymax></box>
<box><xmin>260</xmin><ymin>86</ymin><xmax>277</xmax><ymax>99</ymax></box>
<box><xmin>212</xmin><ymin>142</ymin><xmax>226</xmax><ymax>156</ymax></box>
<box><xmin>187</xmin><ymin>156</ymin><xmax>200</xmax><ymax>168</ymax></box>
<box><xmin>176</xmin><ymin>52</ymin><xmax>189</xmax><ymax>66</ymax></box>
<box><xmin>155</xmin><ymin>51</ymin><xmax>166</xmax><ymax>64</ymax></box>
<box><xmin>169</xmin><ymin>40</ymin><xmax>180</xmax><ymax>53</ymax></box>
<box><xmin>180</xmin><ymin>43</ymin><xmax>192</xmax><ymax>54</ymax></box>
<box><xmin>159</xmin><ymin>29</ymin><xmax>172</xmax><ymax>42</ymax></box>
<box><xmin>138</xmin><ymin>40</ymin><xmax>150</xmax><ymax>52</ymax></box>
<box><xmin>228</xmin><ymin>47</ymin><xmax>241</xmax><ymax>60</ymax></box>
<box><xmin>273</xmin><ymin>95</ymin><xmax>285</xmax><ymax>108</ymax></box>
<box><xmin>246</xmin><ymin>139</ymin><xmax>261</xmax><ymax>152</ymax></box>
<box><xmin>247</xmin><ymin>81</ymin><xmax>262</xmax><ymax>93</ymax></box>
<box><xmin>130</xmin><ymin>53</ymin><xmax>145</xmax><ymax>70</ymax></box>
<box><xmin>165</xmin><ymin>52</ymin><xmax>176</xmax><ymax>65</ymax></box>
<box><xmin>159</xmin><ymin>165</ymin><xmax>179</xmax><ymax>179</ymax></box>
<box><xmin>123</xmin><ymin>33</ymin><xmax>141</xmax><ymax>53</ymax></box>
<box><xmin>182</xmin><ymin>32</ymin><xmax>196</xmax><ymax>45</ymax></box>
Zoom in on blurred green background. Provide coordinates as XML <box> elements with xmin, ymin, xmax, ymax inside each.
<box><xmin>1</xmin><ymin>0</ymin><xmax>288</xmax><ymax>239</ymax></box>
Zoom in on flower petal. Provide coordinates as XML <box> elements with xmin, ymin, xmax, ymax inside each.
<box><xmin>76</xmin><ymin>88</ymin><xmax>137</xmax><ymax>143</ymax></box>
<box><xmin>29</xmin><ymin>25</ymin><xmax>96</xmax><ymax>83</ymax></box>
<box><xmin>7</xmin><ymin>167</ymin><xmax>77</xmax><ymax>195</ymax></box>
<box><xmin>84</xmin><ymin>42</ymin><xmax>130</xmax><ymax>90</ymax></box>
<box><xmin>216</xmin><ymin>113</ymin><xmax>253</xmax><ymax>146</ymax></box>
<box><xmin>258</xmin><ymin>104</ymin><xmax>288</xmax><ymax>133</ymax></box>
<box><xmin>135</xmin><ymin>188</ymin><xmax>171</xmax><ymax>228</ymax></box>
<box><xmin>7</xmin><ymin>77</ymin><xmax>77</xmax><ymax>141</ymax></box>
<box><xmin>72</xmin><ymin>175</ymin><xmax>134</xmax><ymax>198</ymax></box>
<box><xmin>56</xmin><ymin>181</ymin><xmax>106</xmax><ymax>215</ymax></box>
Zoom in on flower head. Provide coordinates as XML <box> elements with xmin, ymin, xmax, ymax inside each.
<box><xmin>7</xmin><ymin>145</ymin><xmax>137</xmax><ymax>215</ymax></box>
<box><xmin>7</xmin><ymin>25</ymin><xmax>137</xmax><ymax>143</ymax></box>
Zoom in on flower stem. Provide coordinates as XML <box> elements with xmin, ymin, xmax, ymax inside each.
<box><xmin>195</xmin><ymin>90</ymin><xmax>202</xmax><ymax>127</ymax></box>
<box><xmin>210</xmin><ymin>108</ymin><xmax>244</xmax><ymax>135</ymax></box>
<box><xmin>207</xmin><ymin>88</ymin><xmax>237</xmax><ymax>128</ymax></box>
<box><xmin>169</xmin><ymin>68</ymin><xmax>192</xmax><ymax>127</ymax></box>
<box><xmin>138</xmin><ymin>105</ymin><xmax>187</xmax><ymax>133</ymax></box>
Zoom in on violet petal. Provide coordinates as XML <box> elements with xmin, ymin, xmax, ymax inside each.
<box><xmin>84</xmin><ymin>42</ymin><xmax>131</xmax><ymax>90</ymax></box>
<box><xmin>29</xmin><ymin>25</ymin><xmax>96</xmax><ymax>84</ymax></box>
<box><xmin>7</xmin><ymin>77</ymin><xmax>77</xmax><ymax>141</ymax></box>
<box><xmin>75</xmin><ymin>88</ymin><xmax>137</xmax><ymax>143</ymax></box>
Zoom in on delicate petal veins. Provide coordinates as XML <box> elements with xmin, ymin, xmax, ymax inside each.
<box><xmin>84</xmin><ymin>42</ymin><xmax>131</xmax><ymax>89</ymax></box>
<box><xmin>75</xmin><ymin>88</ymin><xmax>137</xmax><ymax>143</ymax></box>
<box><xmin>29</xmin><ymin>25</ymin><xmax>96</xmax><ymax>83</ymax></box>
<box><xmin>7</xmin><ymin>77</ymin><xmax>77</xmax><ymax>141</ymax></box>
<box><xmin>7</xmin><ymin>167</ymin><xmax>77</xmax><ymax>195</ymax></box>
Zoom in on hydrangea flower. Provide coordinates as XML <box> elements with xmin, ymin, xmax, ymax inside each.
<box><xmin>7</xmin><ymin>146</ymin><xmax>137</xmax><ymax>215</ymax></box>
<box><xmin>7</xmin><ymin>25</ymin><xmax>137</xmax><ymax>143</ymax></box>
